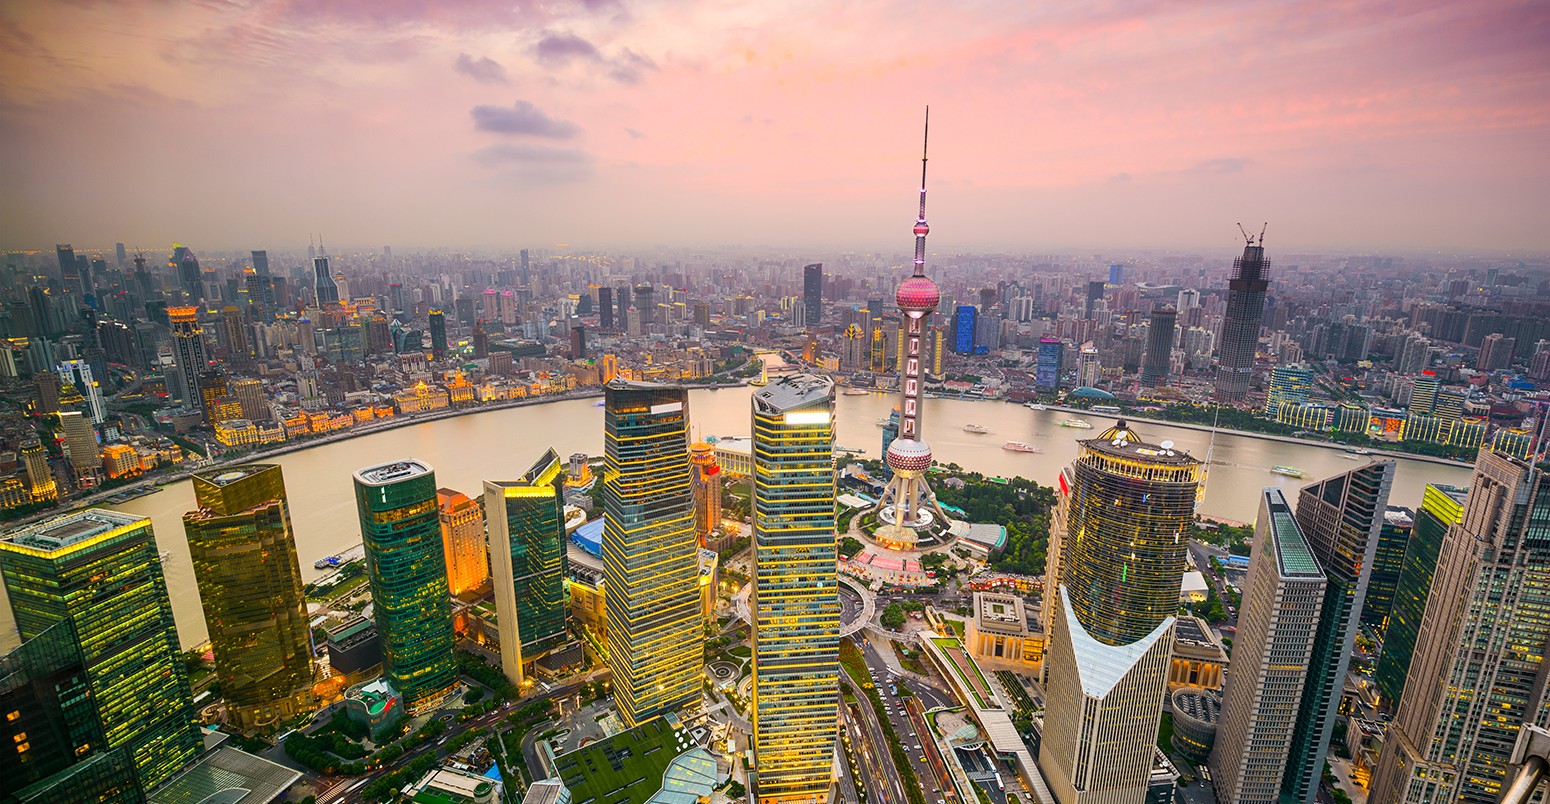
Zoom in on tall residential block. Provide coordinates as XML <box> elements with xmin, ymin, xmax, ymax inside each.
<box><xmin>184</xmin><ymin>465</ymin><xmax>315</xmax><ymax>732</ymax></box>
<box><xmin>1280</xmin><ymin>461</ymin><xmax>1395</xmax><ymax>804</ymax></box>
<box><xmin>1215</xmin><ymin>238</ymin><xmax>1270</xmax><ymax>401</ymax></box>
<box><xmin>0</xmin><ymin>510</ymin><xmax>200</xmax><ymax>792</ymax></box>
<box><xmin>1039</xmin><ymin>422</ymin><xmax>1200</xmax><ymax>803</ymax></box>
<box><xmin>602</xmin><ymin>381</ymin><xmax>701</xmax><ymax>726</ymax></box>
<box><xmin>437</xmin><ymin>488</ymin><xmax>489</xmax><ymax>596</ymax></box>
<box><xmin>1371</xmin><ymin>452</ymin><xmax>1550</xmax><ymax>803</ymax></box>
<box><xmin>353</xmin><ymin>460</ymin><xmax>457</xmax><ymax>714</ymax></box>
<box><xmin>485</xmin><ymin>450</ymin><xmax>570</xmax><ymax>688</ymax></box>
<box><xmin>58</xmin><ymin>410</ymin><xmax>98</xmax><ymax>476</ymax></box>
<box><xmin>749</xmin><ymin>375</ymin><xmax>840</xmax><ymax>804</ymax></box>
<box><xmin>1210</xmin><ymin>488</ymin><xmax>1326</xmax><ymax>804</ymax></box>
<box><xmin>168</xmin><ymin>304</ymin><xmax>212</xmax><ymax>411</ymax></box>
<box><xmin>1372</xmin><ymin>484</ymin><xmax>1467</xmax><ymax>708</ymax></box>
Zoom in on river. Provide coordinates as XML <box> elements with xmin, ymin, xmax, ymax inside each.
<box><xmin>2</xmin><ymin>385</ymin><xmax>1473</xmax><ymax>650</ymax></box>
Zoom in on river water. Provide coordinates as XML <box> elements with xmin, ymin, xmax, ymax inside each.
<box><xmin>2</xmin><ymin>386</ymin><xmax>1473</xmax><ymax>650</ymax></box>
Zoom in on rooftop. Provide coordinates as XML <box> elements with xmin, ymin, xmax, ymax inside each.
<box><xmin>1170</xmin><ymin>688</ymin><xmax>1221</xmax><ymax>726</ymax></box>
<box><xmin>553</xmin><ymin>717</ymin><xmax>705</xmax><ymax>804</ymax></box>
<box><xmin>2</xmin><ymin>509</ymin><xmax>144</xmax><ymax>554</ymax></box>
<box><xmin>752</xmin><ymin>373</ymin><xmax>834</xmax><ymax>414</ymax></box>
<box><xmin>148</xmin><ymin>737</ymin><xmax>301</xmax><ymax>804</ymax></box>
<box><xmin>1081</xmin><ymin>420</ymin><xmax>1201</xmax><ymax>467</ymax></box>
<box><xmin>1264</xmin><ymin>489</ymin><xmax>1323</xmax><ymax>579</ymax></box>
<box><xmin>354</xmin><ymin>459</ymin><xmax>433</xmax><ymax>486</ymax></box>
<box><xmin>1059</xmin><ymin>589</ymin><xmax>1174</xmax><ymax>699</ymax></box>
<box><xmin>973</xmin><ymin>592</ymin><xmax>1030</xmax><ymax>637</ymax></box>
<box><xmin>195</xmin><ymin>465</ymin><xmax>274</xmax><ymax>487</ymax></box>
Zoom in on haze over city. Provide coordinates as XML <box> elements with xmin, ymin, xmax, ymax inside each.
<box><xmin>3</xmin><ymin>0</ymin><xmax>1548</xmax><ymax>253</ymax></box>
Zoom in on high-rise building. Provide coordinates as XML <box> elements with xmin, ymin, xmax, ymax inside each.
<box><xmin>1280</xmin><ymin>461</ymin><xmax>1396</xmax><ymax>803</ymax></box>
<box><xmin>1077</xmin><ymin>342</ymin><xmax>1101</xmax><ymax>388</ymax></box>
<box><xmin>1139</xmin><ymin>304</ymin><xmax>1176</xmax><ymax>388</ymax></box>
<box><xmin>428</xmin><ymin>310</ymin><xmax>447</xmax><ymax>359</ymax></box>
<box><xmin>484</xmin><ymin>450</ymin><xmax>570</xmax><ymax>687</ymax></box>
<box><xmin>251</xmin><ymin>249</ymin><xmax>275</xmax><ymax>321</ymax></box>
<box><xmin>313</xmin><ymin>256</ymin><xmax>339</xmax><ymax>306</ymax></box>
<box><xmin>952</xmin><ymin>305</ymin><xmax>976</xmax><ymax>353</ymax></box>
<box><xmin>1362</xmin><ymin>505</ymin><xmax>1415</xmax><ymax>631</ymax></box>
<box><xmin>1036</xmin><ymin>337</ymin><xmax>1063</xmax><ymax>391</ymax></box>
<box><xmin>598</xmin><ymin>286</ymin><xmax>614</xmax><ymax>330</ymax></box>
<box><xmin>58</xmin><ymin>410</ymin><xmax>98</xmax><ymax>477</ymax></box>
<box><xmin>749</xmin><ymin>375</ymin><xmax>840</xmax><ymax>804</ymax></box>
<box><xmin>1085</xmin><ymin>280</ymin><xmax>1106</xmax><ymax>319</ymax></box>
<box><xmin>20</xmin><ymin>437</ymin><xmax>56</xmax><ymax>502</ymax></box>
<box><xmin>689</xmin><ymin>442</ymin><xmax>723</xmax><ymax>546</ymax></box>
<box><xmin>1371</xmin><ymin>484</ymin><xmax>1465</xmax><ymax>708</ymax></box>
<box><xmin>802</xmin><ymin>263</ymin><xmax>823</xmax><ymax>328</ymax></box>
<box><xmin>168</xmin><ymin>304</ymin><xmax>212</xmax><ymax>412</ymax></box>
<box><xmin>353</xmin><ymin>460</ymin><xmax>457</xmax><ymax>714</ymax></box>
<box><xmin>32</xmin><ymin>370</ymin><xmax>61</xmax><ymax>415</ymax></box>
<box><xmin>177</xmin><ymin>247</ymin><xmax>203</xmax><ymax>302</ymax></box>
<box><xmin>231</xmin><ymin>377</ymin><xmax>270</xmax><ymax>422</ymax></box>
<box><xmin>183</xmin><ymin>465</ymin><xmax>315</xmax><ymax>731</ymax></box>
<box><xmin>1039</xmin><ymin>421</ymin><xmax>1200</xmax><ymax>803</ymax></box>
<box><xmin>57</xmin><ymin>358</ymin><xmax>106</xmax><ymax>424</ymax></box>
<box><xmin>1372</xmin><ymin>451</ymin><xmax>1550</xmax><ymax>802</ymax></box>
<box><xmin>602</xmin><ymin>381</ymin><xmax>701</xmax><ymax>726</ymax></box>
<box><xmin>0</xmin><ymin>510</ymin><xmax>201</xmax><ymax>792</ymax></box>
<box><xmin>1263</xmin><ymin>363</ymin><xmax>1313</xmax><ymax>416</ymax></box>
<box><xmin>1477</xmin><ymin>332</ymin><xmax>1515</xmax><ymax>371</ymax></box>
<box><xmin>1210</xmin><ymin>488</ymin><xmax>1326</xmax><ymax>804</ymax></box>
<box><xmin>1216</xmin><ymin>237</ymin><xmax>1271</xmax><ymax>401</ymax></box>
<box><xmin>437</xmin><ymin>488</ymin><xmax>489</xmax><ymax>597</ymax></box>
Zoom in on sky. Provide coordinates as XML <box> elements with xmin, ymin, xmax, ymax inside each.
<box><xmin>1</xmin><ymin>0</ymin><xmax>1547</xmax><ymax>255</ymax></box>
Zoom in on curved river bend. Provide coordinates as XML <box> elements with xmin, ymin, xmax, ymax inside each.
<box><xmin>2</xmin><ymin>387</ymin><xmax>1473</xmax><ymax>649</ymax></box>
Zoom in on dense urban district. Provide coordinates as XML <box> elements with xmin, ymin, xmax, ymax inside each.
<box><xmin>4</xmin><ymin>193</ymin><xmax>1550</xmax><ymax>804</ymax></box>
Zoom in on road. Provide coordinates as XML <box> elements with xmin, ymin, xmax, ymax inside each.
<box><xmin>858</xmin><ymin>638</ymin><xmax>947</xmax><ymax>804</ymax></box>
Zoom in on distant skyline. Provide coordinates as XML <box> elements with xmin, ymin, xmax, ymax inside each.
<box><xmin>2</xmin><ymin>1</ymin><xmax>1547</xmax><ymax>254</ymax></box>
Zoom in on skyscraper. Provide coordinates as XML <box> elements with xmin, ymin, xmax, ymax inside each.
<box><xmin>183</xmin><ymin>465</ymin><xmax>315</xmax><ymax>731</ymax></box>
<box><xmin>58</xmin><ymin>410</ymin><xmax>98</xmax><ymax>477</ymax></box>
<box><xmin>0</xmin><ymin>510</ymin><xmax>201</xmax><ymax>792</ymax></box>
<box><xmin>1280</xmin><ymin>461</ymin><xmax>1396</xmax><ymax>803</ymax></box>
<box><xmin>437</xmin><ymin>488</ymin><xmax>489</xmax><ymax>597</ymax></box>
<box><xmin>1263</xmin><ymin>363</ymin><xmax>1313</xmax><ymax>416</ymax></box>
<box><xmin>599</xmin><ymin>286</ymin><xmax>614</xmax><ymax>330</ymax></box>
<box><xmin>20</xmin><ymin>437</ymin><xmax>56</xmax><ymax>502</ymax></box>
<box><xmin>353</xmin><ymin>460</ymin><xmax>457</xmax><ymax>714</ymax></box>
<box><xmin>313</xmin><ymin>256</ymin><xmax>339</xmax><ymax>306</ymax></box>
<box><xmin>1210</xmin><ymin>488</ymin><xmax>1326</xmax><ymax>804</ymax></box>
<box><xmin>1361</xmin><ymin>505</ymin><xmax>1415</xmax><ymax>631</ymax></box>
<box><xmin>689</xmin><ymin>441</ymin><xmax>723</xmax><ymax>547</ymax></box>
<box><xmin>1139</xmin><ymin>304</ymin><xmax>1176</xmax><ymax>388</ymax></box>
<box><xmin>57</xmin><ymin>358</ymin><xmax>106</xmax><ymax>423</ymax></box>
<box><xmin>1036</xmin><ymin>337</ymin><xmax>1063</xmax><ymax>391</ymax></box>
<box><xmin>1371</xmin><ymin>484</ymin><xmax>1466</xmax><ymax>708</ymax></box>
<box><xmin>1039</xmin><ymin>422</ymin><xmax>1200</xmax><ymax>803</ymax></box>
<box><xmin>603</xmin><ymin>381</ymin><xmax>701</xmax><ymax>726</ymax></box>
<box><xmin>802</xmin><ymin>263</ymin><xmax>823</xmax><ymax>328</ymax></box>
<box><xmin>485</xmin><ymin>450</ymin><xmax>570</xmax><ymax>687</ymax></box>
<box><xmin>251</xmin><ymin>249</ymin><xmax>275</xmax><ymax>321</ymax></box>
<box><xmin>1371</xmin><ymin>452</ymin><xmax>1550</xmax><ymax>803</ymax></box>
<box><xmin>1077</xmin><ymin>342</ymin><xmax>1101</xmax><ymax>388</ymax></box>
<box><xmin>428</xmin><ymin>309</ymin><xmax>447</xmax><ymax>359</ymax></box>
<box><xmin>1215</xmin><ymin>234</ymin><xmax>1271</xmax><ymax>401</ymax></box>
<box><xmin>178</xmin><ymin>248</ymin><xmax>203</xmax><ymax>301</ymax></box>
<box><xmin>749</xmin><ymin>375</ymin><xmax>840</xmax><ymax>804</ymax></box>
<box><xmin>168</xmin><ymin>304</ymin><xmax>212</xmax><ymax>412</ymax></box>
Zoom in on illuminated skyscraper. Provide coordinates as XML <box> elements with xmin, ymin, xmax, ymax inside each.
<box><xmin>437</xmin><ymin>488</ymin><xmax>489</xmax><ymax>596</ymax></box>
<box><xmin>58</xmin><ymin>410</ymin><xmax>98</xmax><ymax>477</ymax></box>
<box><xmin>353</xmin><ymin>460</ymin><xmax>457</xmax><ymax>714</ymax></box>
<box><xmin>1215</xmin><ymin>231</ymin><xmax>1270</xmax><ymax>401</ymax></box>
<box><xmin>168</xmin><ymin>304</ymin><xmax>212</xmax><ymax>413</ymax></box>
<box><xmin>183</xmin><ymin>464</ymin><xmax>315</xmax><ymax>731</ymax></box>
<box><xmin>19</xmin><ymin>437</ymin><xmax>56</xmax><ymax>502</ymax></box>
<box><xmin>1210</xmin><ymin>488</ymin><xmax>1326</xmax><ymax>804</ymax></box>
<box><xmin>802</xmin><ymin>263</ymin><xmax>823</xmax><ymax>328</ymax></box>
<box><xmin>485</xmin><ymin>450</ymin><xmax>570</xmax><ymax>688</ymax></box>
<box><xmin>1039</xmin><ymin>422</ymin><xmax>1200</xmax><ymax>803</ymax></box>
<box><xmin>1035</xmin><ymin>337</ymin><xmax>1063</xmax><ymax>391</ymax></box>
<box><xmin>602</xmin><ymin>381</ymin><xmax>701</xmax><ymax>726</ymax></box>
<box><xmin>0</xmin><ymin>510</ymin><xmax>200</xmax><ymax>792</ymax></box>
<box><xmin>873</xmin><ymin>109</ymin><xmax>950</xmax><ymax>550</ymax></box>
<box><xmin>1280</xmin><ymin>461</ymin><xmax>1395</xmax><ymax>804</ymax></box>
<box><xmin>749</xmin><ymin>375</ymin><xmax>840</xmax><ymax>804</ymax></box>
<box><xmin>57</xmin><ymin>358</ymin><xmax>105</xmax><ymax>424</ymax></box>
<box><xmin>1371</xmin><ymin>452</ymin><xmax>1548</xmax><ymax>803</ymax></box>
<box><xmin>1371</xmin><ymin>484</ymin><xmax>1466</xmax><ymax>708</ymax></box>
<box><xmin>689</xmin><ymin>441</ymin><xmax>723</xmax><ymax>546</ymax></box>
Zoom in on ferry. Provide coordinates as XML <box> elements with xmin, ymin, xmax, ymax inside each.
<box><xmin>1348</xmin><ymin>448</ymin><xmax>1372</xmax><ymax>455</ymax></box>
<box><xmin>843</xmin><ymin>388</ymin><xmax>873</xmax><ymax>396</ymax></box>
<box><xmin>1060</xmin><ymin>419</ymin><xmax>1094</xmax><ymax>429</ymax></box>
<box><xmin>876</xmin><ymin>417</ymin><xmax>892</xmax><ymax>427</ymax></box>
<box><xmin>1002</xmin><ymin>441</ymin><xmax>1041</xmax><ymax>453</ymax></box>
<box><xmin>964</xmin><ymin>424</ymin><xmax>990</xmax><ymax>434</ymax></box>
<box><xmin>1024</xmin><ymin>402</ymin><xmax>1048</xmax><ymax>411</ymax></box>
<box><xmin>835</xmin><ymin>446</ymin><xmax>867</xmax><ymax>455</ymax></box>
<box><xmin>1270</xmin><ymin>466</ymin><xmax>1306</xmax><ymax>478</ymax></box>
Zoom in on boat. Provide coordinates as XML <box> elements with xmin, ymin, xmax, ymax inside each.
<box><xmin>1350</xmin><ymin>448</ymin><xmax>1372</xmax><ymax>455</ymax></box>
<box><xmin>1342</xmin><ymin>454</ymin><xmax>1362</xmax><ymax>460</ymax></box>
<box><xmin>844</xmin><ymin>388</ymin><xmax>872</xmax><ymax>396</ymax></box>
<box><xmin>835</xmin><ymin>446</ymin><xmax>866</xmax><ymax>455</ymax></box>
<box><xmin>875</xmin><ymin>417</ymin><xmax>892</xmax><ymax>427</ymax></box>
<box><xmin>964</xmin><ymin>424</ymin><xmax>990</xmax><ymax>434</ymax></box>
<box><xmin>1024</xmin><ymin>403</ymin><xmax>1048</xmax><ymax>411</ymax></box>
<box><xmin>1060</xmin><ymin>419</ymin><xmax>1094</xmax><ymax>429</ymax></box>
<box><xmin>1270</xmin><ymin>466</ymin><xmax>1306</xmax><ymax>478</ymax></box>
<box><xmin>1002</xmin><ymin>441</ymin><xmax>1041</xmax><ymax>453</ymax></box>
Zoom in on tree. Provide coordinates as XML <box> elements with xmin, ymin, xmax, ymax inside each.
<box><xmin>880</xmin><ymin>603</ymin><xmax>906</xmax><ymax>630</ymax></box>
<box><xmin>726</xmin><ymin>780</ymin><xmax>747</xmax><ymax>799</ymax></box>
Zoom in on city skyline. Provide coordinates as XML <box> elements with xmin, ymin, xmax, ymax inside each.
<box><xmin>2</xmin><ymin>3</ymin><xmax>1547</xmax><ymax>252</ymax></box>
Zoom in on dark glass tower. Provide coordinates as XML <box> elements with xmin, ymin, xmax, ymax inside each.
<box><xmin>1371</xmin><ymin>484</ymin><xmax>1465</xmax><ymax>708</ymax></box>
<box><xmin>313</xmin><ymin>256</ymin><xmax>339</xmax><ymax>306</ymax></box>
<box><xmin>0</xmin><ymin>510</ymin><xmax>200</xmax><ymax>792</ymax></box>
<box><xmin>251</xmin><ymin>250</ymin><xmax>275</xmax><ymax>321</ymax></box>
<box><xmin>802</xmin><ymin>263</ymin><xmax>823</xmax><ymax>328</ymax></box>
<box><xmin>485</xmin><ymin>449</ymin><xmax>571</xmax><ymax>688</ymax></box>
<box><xmin>1361</xmin><ymin>505</ymin><xmax>1415</xmax><ymax>631</ymax></box>
<box><xmin>428</xmin><ymin>310</ymin><xmax>447</xmax><ymax>359</ymax></box>
<box><xmin>353</xmin><ymin>460</ymin><xmax>457</xmax><ymax>714</ymax></box>
<box><xmin>183</xmin><ymin>464</ymin><xmax>315</xmax><ymax>732</ymax></box>
<box><xmin>602</xmin><ymin>381</ymin><xmax>701</xmax><ymax>726</ymax></box>
<box><xmin>1215</xmin><ymin>239</ymin><xmax>1270</xmax><ymax>401</ymax></box>
<box><xmin>1140</xmin><ymin>304</ymin><xmax>1176</xmax><ymax>388</ymax></box>
<box><xmin>1281</xmin><ymin>461</ymin><xmax>1396</xmax><ymax>804</ymax></box>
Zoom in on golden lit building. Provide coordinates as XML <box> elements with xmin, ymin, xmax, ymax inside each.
<box><xmin>437</xmin><ymin>488</ymin><xmax>489</xmax><ymax>597</ymax></box>
<box><xmin>965</xmin><ymin>591</ymin><xmax>1042</xmax><ymax>669</ymax></box>
<box><xmin>689</xmin><ymin>441</ymin><xmax>724</xmax><ymax>549</ymax></box>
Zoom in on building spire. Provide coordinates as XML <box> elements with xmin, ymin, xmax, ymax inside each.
<box><xmin>913</xmin><ymin>106</ymin><xmax>930</xmax><ymax>278</ymax></box>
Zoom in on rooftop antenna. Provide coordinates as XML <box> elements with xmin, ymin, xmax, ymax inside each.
<box><xmin>912</xmin><ymin>105</ymin><xmax>930</xmax><ymax>279</ymax></box>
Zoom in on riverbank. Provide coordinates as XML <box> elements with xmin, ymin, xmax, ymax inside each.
<box><xmin>1032</xmin><ymin>402</ymin><xmax>1474</xmax><ymax>469</ymax></box>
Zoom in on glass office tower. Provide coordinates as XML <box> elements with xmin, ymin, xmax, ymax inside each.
<box><xmin>485</xmin><ymin>449</ymin><xmax>571</xmax><ymax>688</ymax></box>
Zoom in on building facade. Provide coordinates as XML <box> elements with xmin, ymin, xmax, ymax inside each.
<box><xmin>602</xmin><ymin>381</ymin><xmax>702</xmax><ymax>726</ymax></box>
<box><xmin>183</xmin><ymin>465</ymin><xmax>315</xmax><ymax>731</ymax></box>
<box><xmin>1215</xmin><ymin>240</ymin><xmax>1270</xmax><ymax>401</ymax></box>
<box><xmin>485</xmin><ymin>449</ymin><xmax>571</xmax><ymax>688</ymax></box>
<box><xmin>437</xmin><ymin>488</ymin><xmax>489</xmax><ymax>596</ymax></box>
<box><xmin>1371</xmin><ymin>484</ymin><xmax>1467</xmax><ymax>708</ymax></box>
<box><xmin>353</xmin><ymin>460</ymin><xmax>458</xmax><ymax>714</ymax></box>
<box><xmin>749</xmin><ymin>375</ymin><xmax>840</xmax><ymax>804</ymax></box>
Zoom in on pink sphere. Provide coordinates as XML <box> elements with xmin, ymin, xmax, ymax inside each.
<box><xmin>886</xmin><ymin>439</ymin><xmax>933</xmax><ymax>473</ymax></box>
<box><xmin>896</xmin><ymin>275</ymin><xmax>940</xmax><ymax>312</ymax></box>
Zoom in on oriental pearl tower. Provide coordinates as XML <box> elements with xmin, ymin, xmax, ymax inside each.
<box><xmin>873</xmin><ymin>108</ymin><xmax>952</xmax><ymax>551</ymax></box>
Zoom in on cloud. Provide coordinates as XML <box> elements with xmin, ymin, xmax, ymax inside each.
<box><xmin>625</xmin><ymin>127</ymin><xmax>644</xmax><ymax>139</ymax></box>
<box><xmin>1184</xmin><ymin>157</ymin><xmax>1255</xmax><ymax>175</ymax></box>
<box><xmin>473</xmin><ymin>142</ymin><xmax>593</xmax><ymax>182</ymax></box>
<box><xmin>454</xmin><ymin>52</ymin><xmax>509</xmax><ymax>84</ymax></box>
<box><xmin>533</xmin><ymin>31</ymin><xmax>655</xmax><ymax>83</ymax></box>
<box><xmin>606</xmin><ymin>48</ymin><xmax>655</xmax><ymax>84</ymax></box>
<box><xmin>470</xmin><ymin>100</ymin><xmax>581</xmax><ymax>138</ymax></box>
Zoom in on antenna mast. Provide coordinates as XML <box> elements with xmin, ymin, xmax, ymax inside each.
<box><xmin>912</xmin><ymin>106</ymin><xmax>931</xmax><ymax>279</ymax></box>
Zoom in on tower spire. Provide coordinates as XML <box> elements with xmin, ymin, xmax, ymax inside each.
<box><xmin>913</xmin><ymin>106</ymin><xmax>930</xmax><ymax>278</ymax></box>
